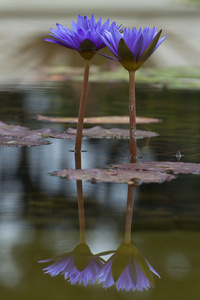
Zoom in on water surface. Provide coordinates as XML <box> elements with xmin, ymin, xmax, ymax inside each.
<box><xmin>0</xmin><ymin>80</ymin><xmax>200</xmax><ymax>299</ymax></box>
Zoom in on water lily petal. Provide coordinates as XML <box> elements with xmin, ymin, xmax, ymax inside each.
<box><xmin>135</xmin><ymin>30</ymin><xmax>162</xmax><ymax>69</ymax></box>
<box><xmin>100</xmin><ymin>26</ymin><xmax>166</xmax><ymax>70</ymax></box>
<box><xmin>45</xmin><ymin>15</ymin><xmax>120</xmax><ymax>55</ymax></box>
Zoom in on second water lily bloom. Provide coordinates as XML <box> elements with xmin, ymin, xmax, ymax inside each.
<box><xmin>99</xmin><ymin>26</ymin><xmax>166</xmax><ymax>161</ymax></box>
<box><xmin>100</xmin><ymin>27</ymin><xmax>166</xmax><ymax>70</ymax></box>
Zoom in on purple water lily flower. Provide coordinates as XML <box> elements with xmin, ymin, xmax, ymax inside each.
<box><xmin>99</xmin><ymin>26</ymin><xmax>166</xmax><ymax>160</ymax></box>
<box><xmin>92</xmin><ymin>244</ymin><xmax>160</xmax><ymax>292</ymax></box>
<box><xmin>39</xmin><ymin>243</ymin><xmax>104</xmax><ymax>286</ymax></box>
<box><xmin>100</xmin><ymin>26</ymin><xmax>166</xmax><ymax>70</ymax></box>
<box><xmin>45</xmin><ymin>14</ymin><xmax>120</xmax><ymax>59</ymax></box>
<box><xmin>45</xmin><ymin>15</ymin><xmax>121</xmax><ymax>152</ymax></box>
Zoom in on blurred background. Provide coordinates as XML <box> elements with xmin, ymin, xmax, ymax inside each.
<box><xmin>0</xmin><ymin>0</ymin><xmax>200</xmax><ymax>85</ymax></box>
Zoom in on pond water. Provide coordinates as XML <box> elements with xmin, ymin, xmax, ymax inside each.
<box><xmin>0</xmin><ymin>79</ymin><xmax>200</xmax><ymax>300</ymax></box>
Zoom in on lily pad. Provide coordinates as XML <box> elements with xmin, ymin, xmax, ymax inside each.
<box><xmin>36</xmin><ymin>115</ymin><xmax>161</xmax><ymax>124</ymax></box>
<box><xmin>0</xmin><ymin>121</ymin><xmax>50</xmax><ymax>139</ymax></box>
<box><xmin>113</xmin><ymin>161</ymin><xmax>200</xmax><ymax>175</ymax></box>
<box><xmin>0</xmin><ymin>122</ymin><xmax>31</xmax><ymax>138</ymax></box>
<box><xmin>67</xmin><ymin>126</ymin><xmax>159</xmax><ymax>139</ymax></box>
<box><xmin>0</xmin><ymin>121</ymin><xmax>51</xmax><ymax>147</ymax></box>
<box><xmin>53</xmin><ymin>161</ymin><xmax>200</xmax><ymax>184</ymax></box>
<box><xmin>42</xmin><ymin>126</ymin><xmax>158</xmax><ymax>140</ymax></box>
<box><xmin>54</xmin><ymin>167</ymin><xmax>173</xmax><ymax>184</ymax></box>
<box><xmin>0</xmin><ymin>122</ymin><xmax>158</xmax><ymax>141</ymax></box>
<box><xmin>0</xmin><ymin>137</ymin><xmax>49</xmax><ymax>147</ymax></box>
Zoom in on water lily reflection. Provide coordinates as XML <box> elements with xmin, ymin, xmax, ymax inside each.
<box><xmin>39</xmin><ymin>153</ymin><xmax>104</xmax><ymax>286</ymax></box>
<box><xmin>39</xmin><ymin>155</ymin><xmax>160</xmax><ymax>291</ymax></box>
<box><xmin>93</xmin><ymin>185</ymin><xmax>160</xmax><ymax>292</ymax></box>
<box><xmin>39</xmin><ymin>243</ymin><xmax>104</xmax><ymax>286</ymax></box>
<box><xmin>93</xmin><ymin>243</ymin><xmax>160</xmax><ymax>292</ymax></box>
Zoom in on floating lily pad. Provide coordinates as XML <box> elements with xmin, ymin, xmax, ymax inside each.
<box><xmin>0</xmin><ymin>137</ymin><xmax>49</xmax><ymax>147</ymax></box>
<box><xmin>0</xmin><ymin>122</ymin><xmax>158</xmax><ymax>141</ymax></box>
<box><xmin>54</xmin><ymin>168</ymin><xmax>173</xmax><ymax>184</ymax></box>
<box><xmin>0</xmin><ymin>122</ymin><xmax>31</xmax><ymax>138</ymax></box>
<box><xmin>36</xmin><ymin>115</ymin><xmax>161</xmax><ymax>124</ymax></box>
<box><xmin>0</xmin><ymin>121</ymin><xmax>51</xmax><ymax>147</ymax></box>
<box><xmin>43</xmin><ymin>126</ymin><xmax>158</xmax><ymax>140</ymax></box>
<box><xmin>47</xmin><ymin>126</ymin><xmax>158</xmax><ymax>140</ymax></box>
<box><xmin>0</xmin><ymin>121</ymin><xmax>48</xmax><ymax>139</ymax></box>
<box><xmin>67</xmin><ymin>126</ymin><xmax>159</xmax><ymax>139</ymax></box>
<box><xmin>53</xmin><ymin>161</ymin><xmax>200</xmax><ymax>184</ymax></box>
<box><xmin>112</xmin><ymin>161</ymin><xmax>200</xmax><ymax>175</ymax></box>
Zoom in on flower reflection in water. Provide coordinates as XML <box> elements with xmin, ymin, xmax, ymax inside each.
<box><xmin>39</xmin><ymin>243</ymin><xmax>104</xmax><ymax>286</ymax></box>
<box><xmin>93</xmin><ymin>185</ymin><xmax>160</xmax><ymax>292</ymax></box>
<box><xmin>39</xmin><ymin>153</ymin><xmax>104</xmax><ymax>286</ymax></box>
<box><xmin>93</xmin><ymin>243</ymin><xmax>160</xmax><ymax>292</ymax></box>
<box><xmin>39</xmin><ymin>155</ymin><xmax>160</xmax><ymax>291</ymax></box>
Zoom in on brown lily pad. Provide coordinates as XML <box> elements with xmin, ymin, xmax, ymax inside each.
<box><xmin>113</xmin><ymin>161</ymin><xmax>200</xmax><ymax>175</ymax></box>
<box><xmin>0</xmin><ymin>121</ymin><xmax>73</xmax><ymax>140</ymax></box>
<box><xmin>0</xmin><ymin>121</ymin><xmax>51</xmax><ymax>146</ymax></box>
<box><xmin>67</xmin><ymin>126</ymin><xmax>159</xmax><ymax>139</ymax></box>
<box><xmin>36</xmin><ymin>115</ymin><xmax>161</xmax><ymax>124</ymax></box>
<box><xmin>53</xmin><ymin>161</ymin><xmax>200</xmax><ymax>184</ymax></box>
<box><xmin>0</xmin><ymin>122</ymin><xmax>49</xmax><ymax>139</ymax></box>
<box><xmin>0</xmin><ymin>122</ymin><xmax>31</xmax><ymax>138</ymax></box>
<box><xmin>41</xmin><ymin>126</ymin><xmax>158</xmax><ymax>140</ymax></box>
<box><xmin>54</xmin><ymin>168</ymin><xmax>174</xmax><ymax>184</ymax></box>
<box><xmin>0</xmin><ymin>122</ymin><xmax>158</xmax><ymax>141</ymax></box>
<box><xmin>0</xmin><ymin>137</ymin><xmax>49</xmax><ymax>147</ymax></box>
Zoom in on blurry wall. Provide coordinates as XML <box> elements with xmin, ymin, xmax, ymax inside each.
<box><xmin>0</xmin><ymin>0</ymin><xmax>200</xmax><ymax>83</ymax></box>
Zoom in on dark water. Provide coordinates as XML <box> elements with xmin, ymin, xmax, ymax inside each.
<box><xmin>0</xmin><ymin>81</ymin><xmax>200</xmax><ymax>300</ymax></box>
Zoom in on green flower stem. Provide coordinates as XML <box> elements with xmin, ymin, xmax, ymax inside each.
<box><xmin>129</xmin><ymin>70</ymin><xmax>137</xmax><ymax>162</ymax></box>
<box><xmin>124</xmin><ymin>185</ymin><xmax>135</xmax><ymax>245</ymax></box>
<box><xmin>75</xmin><ymin>59</ymin><xmax>90</xmax><ymax>152</ymax></box>
<box><xmin>75</xmin><ymin>152</ymin><xmax>85</xmax><ymax>244</ymax></box>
